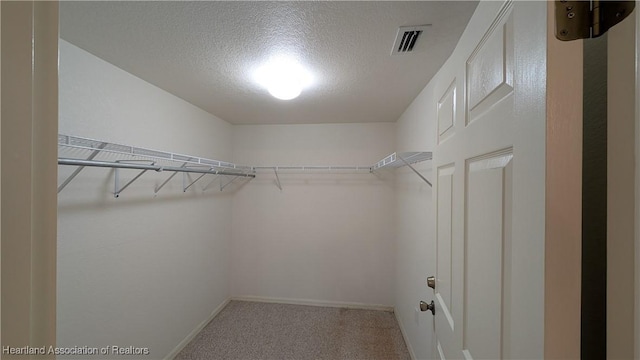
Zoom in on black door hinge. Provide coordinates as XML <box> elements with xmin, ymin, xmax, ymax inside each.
<box><xmin>555</xmin><ymin>1</ymin><xmax>635</xmax><ymax>41</ymax></box>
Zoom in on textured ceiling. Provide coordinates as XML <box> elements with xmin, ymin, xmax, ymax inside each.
<box><xmin>60</xmin><ymin>1</ymin><xmax>478</xmax><ymax>125</ymax></box>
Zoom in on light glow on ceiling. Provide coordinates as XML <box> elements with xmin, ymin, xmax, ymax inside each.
<box><xmin>254</xmin><ymin>56</ymin><xmax>314</xmax><ymax>100</ymax></box>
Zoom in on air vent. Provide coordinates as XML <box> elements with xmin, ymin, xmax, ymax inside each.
<box><xmin>391</xmin><ymin>25</ymin><xmax>430</xmax><ymax>55</ymax></box>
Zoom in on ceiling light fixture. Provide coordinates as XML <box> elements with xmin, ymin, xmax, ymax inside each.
<box><xmin>254</xmin><ymin>57</ymin><xmax>313</xmax><ymax>101</ymax></box>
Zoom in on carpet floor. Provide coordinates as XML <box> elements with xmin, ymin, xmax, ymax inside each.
<box><xmin>174</xmin><ymin>301</ymin><xmax>411</xmax><ymax>360</ymax></box>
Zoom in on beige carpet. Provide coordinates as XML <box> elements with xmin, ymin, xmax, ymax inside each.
<box><xmin>174</xmin><ymin>300</ymin><xmax>411</xmax><ymax>360</ymax></box>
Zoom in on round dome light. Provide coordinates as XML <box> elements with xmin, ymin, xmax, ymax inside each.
<box><xmin>254</xmin><ymin>56</ymin><xmax>313</xmax><ymax>101</ymax></box>
<box><xmin>267</xmin><ymin>76</ymin><xmax>302</xmax><ymax>100</ymax></box>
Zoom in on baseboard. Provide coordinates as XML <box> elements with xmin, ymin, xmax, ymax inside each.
<box><xmin>164</xmin><ymin>298</ymin><xmax>230</xmax><ymax>360</ymax></box>
<box><xmin>231</xmin><ymin>295</ymin><xmax>393</xmax><ymax>312</ymax></box>
<box><xmin>395</xmin><ymin>310</ymin><xmax>417</xmax><ymax>360</ymax></box>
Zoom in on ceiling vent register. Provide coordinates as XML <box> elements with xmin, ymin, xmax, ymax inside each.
<box><xmin>391</xmin><ymin>25</ymin><xmax>430</xmax><ymax>55</ymax></box>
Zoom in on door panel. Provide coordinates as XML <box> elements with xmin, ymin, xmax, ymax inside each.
<box><xmin>463</xmin><ymin>152</ymin><xmax>512</xmax><ymax>360</ymax></box>
<box><xmin>466</xmin><ymin>11</ymin><xmax>513</xmax><ymax>124</ymax></box>
<box><xmin>437</xmin><ymin>342</ymin><xmax>447</xmax><ymax>360</ymax></box>
<box><xmin>438</xmin><ymin>81</ymin><xmax>456</xmax><ymax>142</ymax></box>
<box><xmin>436</xmin><ymin>164</ymin><xmax>454</xmax><ymax>330</ymax></box>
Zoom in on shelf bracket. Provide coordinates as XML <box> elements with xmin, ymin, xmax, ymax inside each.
<box><xmin>273</xmin><ymin>168</ymin><xmax>282</xmax><ymax>191</ymax></box>
<box><xmin>398</xmin><ymin>155</ymin><xmax>432</xmax><ymax>187</ymax></box>
<box><xmin>114</xmin><ymin>160</ymin><xmax>155</xmax><ymax>198</ymax></box>
<box><xmin>182</xmin><ymin>165</ymin><xmax>214</xmax><ymax>193</ymax></box>
<box><xmin>58</xmin><ymin>142</ymin><xmax>107</xmax><ymax>193</ymax></box>
<box><xmin>154</xmin><ymin>162</ymin><xmax>187</xmax><ymax>195</ymax></box>
<box><xmin>183</xmin><ymin>172</ymin><xmax>209</xmax><ymax>192</ymax></box>
<box><xmin>220</xmin><ymin>175</ymin><xmax>239</xmax><ymax>191</ymax></box>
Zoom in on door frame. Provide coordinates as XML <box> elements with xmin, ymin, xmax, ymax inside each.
<box><xmin>635</xmin><ymin>6</ymin><xmax>640</xmax><ymax>359</ymax></box>
<box><xmin>0</xmin><ymin>1</ymin><xmax>58</xmax><ymax>352</ymax></box>
<box><xmin>545</xmin><ymin>2</ymin><xmax>583</xmax><ymax>357</ymax></box>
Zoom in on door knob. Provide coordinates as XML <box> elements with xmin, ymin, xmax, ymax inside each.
<box><xmin>420</xmin><ymin>300</ymin><xmax>435</xmax><ymax>315</ymax></box>
<box><xmin>427</xmin><ymin>276</ymin><xmax>436</xmax><ymax>289</ymax></box>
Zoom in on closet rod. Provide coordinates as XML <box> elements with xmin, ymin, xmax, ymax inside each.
<box><xmin>58</xmin><ymin>158</ymin><xmax>256</xmax><ymax>178</ymax></box>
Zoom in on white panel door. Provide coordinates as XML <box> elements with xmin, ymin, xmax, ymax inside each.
<box><xmin>432</xmin><ymin>1</ymin><xmax>545</xmax><ymax>359</ymax></box>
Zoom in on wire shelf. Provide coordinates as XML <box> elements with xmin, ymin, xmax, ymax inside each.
<box><xmin>58</xmin><ymin>134</ymin><xmax>254</xmax><ymax>175</ymax></box>
<box><xmin>372</xmin><ymin>152</ymin><xmax>433</xmax><ymax>170</ymax></box>
<box><xmin>58</xmin><ymin>134</ymin><xmax>432</xmax><ymax>193</ymax></box>
<box><xmin>57</xmin><ymin>134</ymin><xmax>256</xmax><ymax>196</ymax></box>
<box><xmin>251</xmin><ymin>152</ymin><xmax>432</xmax><ymax>174</ymax></box>
<box><xmin>253</xmin><ymin>165</ymin><xmax>373</xmax><ymax>173</ymax></box>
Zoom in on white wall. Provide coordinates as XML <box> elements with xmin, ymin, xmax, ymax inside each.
<box><xmin>231</xmin><ymin>123</ymin><xmax>396</xmax><ymax>308</ymax></box>
<box><xmin>394</xmin><ymin>83</ymin><xmax>437</xmax><ymax>359</ymax></box>
<box><xmin>57</xmin><ymin>40</ymin><xmax>234</xmax><ymax>359</ymax></box>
